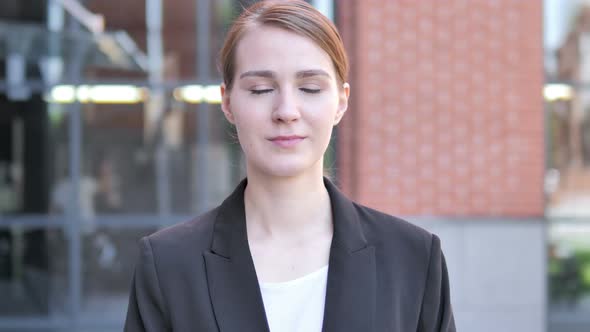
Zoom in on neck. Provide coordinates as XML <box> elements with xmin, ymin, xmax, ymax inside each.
<box><xmin>244</xmin><ymin>166</ymin><xmax>332</xmax><ymax>240</ymax></box>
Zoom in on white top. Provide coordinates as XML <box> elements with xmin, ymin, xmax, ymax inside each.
<box><xmin>259</xmin><ymin>265</ymin><xmax>329</xmax><ymax>332</ymax></box>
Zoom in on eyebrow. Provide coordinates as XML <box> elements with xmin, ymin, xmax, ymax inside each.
<box><xmin>238</xmin><ymin>69</ymin><xmax>332</xmax><ymax>79</ymax></box>
<box><xmin>296</xmin><ymin>69</ymin><xmax>331</xmax><ymax>79</ymax></box>
<box><xmin>239</xmin><ymin>70</ymin><xmax>274</xmax><ymax>79</ymax></box>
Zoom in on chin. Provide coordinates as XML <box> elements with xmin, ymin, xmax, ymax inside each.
<box><xmin>250</xmin><ymin>157</ymin><xmax>319</xmax><ymax>179</ymax></box>
<box><xmin>264</xmin><ymin>164</ymin><xmax>310</xmax><ymax>178</ymax></box>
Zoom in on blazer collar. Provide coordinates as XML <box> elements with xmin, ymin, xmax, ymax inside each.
<box><xmin>204</xmin><ymin>177</ymin><xmax>376</xmax><ymax>332</ymax></box>
<box><xmin>210</xmin><ymin>177</ymin><xmax>368</xmax><ymax>257</ymax></box>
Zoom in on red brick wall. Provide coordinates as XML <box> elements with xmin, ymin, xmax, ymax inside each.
<box><xmin>336</xmin><ymin>0</ymin><xmax>544</xmax><ymax>217</ymax></box>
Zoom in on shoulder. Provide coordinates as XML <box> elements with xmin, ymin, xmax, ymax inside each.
<box><xmin>352</xmin><ymin>202</ymin><xmax>436</xmax><ymax>259</ymax></box>
<box><xmin>351</xmin><ymin>203</ymin><xmax>448</xmax><ymax>297</ymax></box>
<box><xmin>142</xmin><ymin>206</ymin><xmax>220</xmax><ymax>256</ymax></box>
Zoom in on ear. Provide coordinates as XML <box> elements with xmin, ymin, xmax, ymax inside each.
<box><xmin>220</xmin><ymin>83</ymin><xmax>235</xmax><ymax>124</ymax></box>
<box><xmin>333</xmin><ymin>82</ymin><xmax>350</xmax><ymax>125</ymax></box>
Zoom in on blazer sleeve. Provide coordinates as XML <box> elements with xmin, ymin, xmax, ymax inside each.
<box><xmin>124</xmin><ymin>237</ymin><xmax>170</xmax><ymax>332</ymax></box>
<box><xmin>418</xmin><ymin>234</ymin><xmax>457</xmax><ymax>332</ymax></box>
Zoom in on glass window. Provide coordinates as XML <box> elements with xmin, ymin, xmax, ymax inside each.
<box><xmin>0</xmin><ymin>224</ymin><xmax>69</xmax><ymax>318</ymax></box>
<box><xmin>545</xmin><ymin>1</ymin><xmax>590</xmax><ymax>330</ymax></box>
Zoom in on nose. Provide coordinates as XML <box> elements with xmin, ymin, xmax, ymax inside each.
<box><xmin>272</xmin><ymin>89</ymin><xmax>301</xmax><ymax>123</ymax></box>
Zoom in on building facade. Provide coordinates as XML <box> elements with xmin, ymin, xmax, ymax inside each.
<box><xmin>2</xmin><ymin>0</ymin><xmax>586</xmax><ymax>331</ymax></box>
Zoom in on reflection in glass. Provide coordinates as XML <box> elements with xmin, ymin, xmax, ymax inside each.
<box><xmin>0</xmin><ymin>226</ymin><xmax>69</xmax><ymax>317</ymax></box>
<box><xmin>81</xmin><ymin>227</ymin><xmax>156</xmax><ymax>324</ymax></box>
<box><xmin>546</xmin><ymin>4</ymin><xmax>590</xmax><ymax>218</ymax></box>
<box><xmin>545</xmin><ymin>1</ymin><xmax>590</xmax><ymax>330</ymax></box>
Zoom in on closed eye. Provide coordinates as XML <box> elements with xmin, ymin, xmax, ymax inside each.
<box><xmin>300</xmin><ymin>88</ymin><xmax>321</xmax><ymax>94</ymax></box>
<box><xmin>250</xmin><ymin>89</ymin><xmax>274</xmax><ymax>95</ymax></box>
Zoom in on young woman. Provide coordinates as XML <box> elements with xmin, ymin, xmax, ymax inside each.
<box><xmin>125</xmin><ymin>1</ymin><xmax>455</xmax><ymax>331</ymax></box>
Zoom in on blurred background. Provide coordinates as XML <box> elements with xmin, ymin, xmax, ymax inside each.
<box><xmin>0</xmin><ymin>0</ymin><xmax>588</xmax><ymax>331</ymax></box>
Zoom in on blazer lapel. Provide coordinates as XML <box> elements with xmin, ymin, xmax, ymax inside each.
<box><xmin>322</xmin><ymin>178</ymin><xmax>377</xmax><ymax>332</ymax></box>
<box><xmin>203</xmin><ymin>179</ymin><xmax>270</xmax><ymax>332</ymax></box>
<box><xmin>203</xmin><ymin>177</ymin><xmax>376</xmax><ymax>332</ymax></box>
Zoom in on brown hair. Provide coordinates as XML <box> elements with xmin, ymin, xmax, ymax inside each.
<box><xmin>219</xmin><ymin>0</ymin><xmax>349</xmax><ymax>90</ymax></box>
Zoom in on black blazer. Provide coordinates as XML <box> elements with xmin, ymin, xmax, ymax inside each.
<box><xmin>124</xmin><ymin>178</ymin><xmax>456</xmax><ymax>331</ymax></box>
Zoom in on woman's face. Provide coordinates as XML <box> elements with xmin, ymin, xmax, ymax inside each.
<box><xmin>221</xmin><ymin>25</ymin><xmax>349</xmax><ymax>178</ymax></box>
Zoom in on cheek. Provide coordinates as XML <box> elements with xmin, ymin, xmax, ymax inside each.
<box><xmin>231</xmin><ymin>94</ymin><xmax>271</xmax><ymax>127</ymax></box>
<box><xmin>233</xmin><ymin>111</ymin><xmax>261</xmax><ymax>143</ymax></box>
<box><xmin>306</xmin><ymin>98</ymin><xmax>339</xmax><ymax>127</ymax></box>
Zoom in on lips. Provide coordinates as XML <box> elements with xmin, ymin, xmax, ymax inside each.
<box><xmin>268</xmin><ymin>135</ymin><xmax>306</xmax><ymax>148</ymax></box>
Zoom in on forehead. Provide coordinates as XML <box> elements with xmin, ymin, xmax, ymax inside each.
<box><xmin>234</xmin><ymin>25</ymin><xmax>335</xmax><ymax>76</ymax></box>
